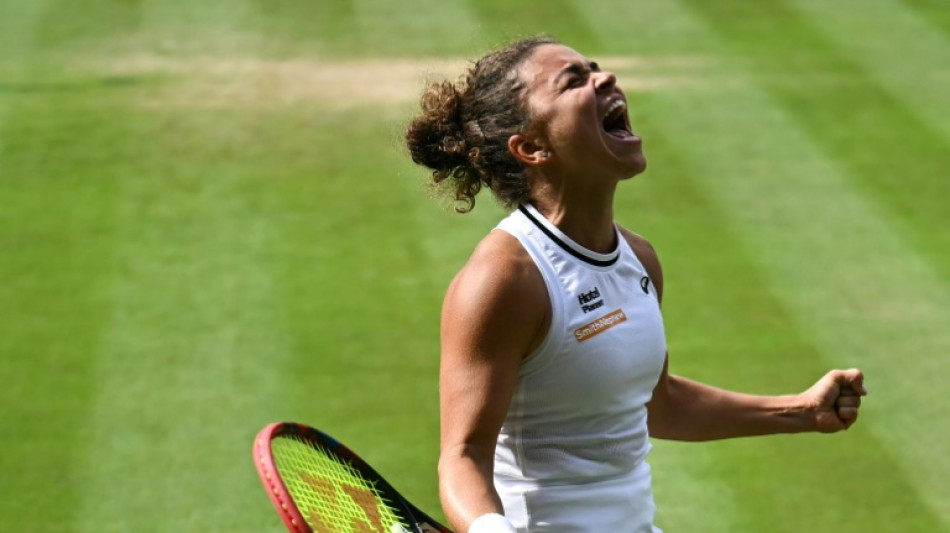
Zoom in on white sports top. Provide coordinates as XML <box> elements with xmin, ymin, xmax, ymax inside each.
<box><xmin>493</xmin><ymin>204</ymin><xmax>667</xmax><ymax>487</ymax></box>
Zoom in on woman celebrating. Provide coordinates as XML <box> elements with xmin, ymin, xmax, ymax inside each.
<box><xmin>405</xmin><ymin>37</ymin><xmax>865</xmax><ymax>533</ymax></box>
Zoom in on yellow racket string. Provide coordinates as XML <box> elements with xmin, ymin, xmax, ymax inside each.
<box><xmin>271</xmin><ymin>434</ymin><xmax>409</xmax><ymax>533</ymax></box>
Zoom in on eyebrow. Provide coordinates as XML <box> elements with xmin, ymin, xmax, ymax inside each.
<box><xmin>553</xmin><ymin>60</ymin><xmax>601</xmax><ymax>86</ymax></box>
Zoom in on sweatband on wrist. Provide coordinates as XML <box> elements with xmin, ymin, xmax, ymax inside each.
<box><xmin>468</xmin><ymin>513</ymin><xmax>516</xmax><ymax>533</ymax></box>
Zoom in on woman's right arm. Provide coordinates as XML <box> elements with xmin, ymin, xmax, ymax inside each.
<box><xmin>438</xmin><ymin>231</ymin><xmax>549</xmax><ymax>532</ymax></box>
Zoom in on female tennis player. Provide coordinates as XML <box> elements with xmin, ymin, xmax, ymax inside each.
<box><xmin>405</xmin><ymin>37</ymin><xmax>866</xmax><ymax>533</ymax></box>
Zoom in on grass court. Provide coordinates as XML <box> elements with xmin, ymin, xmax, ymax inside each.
<box><xmin>1</xmin><ymin>0</ymin><xmax>948</xmax><ymax>531</ymax></box>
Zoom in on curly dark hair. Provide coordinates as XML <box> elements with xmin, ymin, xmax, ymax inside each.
<box><xmin>405</xmin><ymin>37</ymin><xmax>558</xmax><ymax>213</ymax></box>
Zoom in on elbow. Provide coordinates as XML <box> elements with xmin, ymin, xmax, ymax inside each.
<box><xmin>437</xmin><ymin>443</ymin><xmax>502</xmax><ymax>529</ymax></box>
<box><xmin>646</xmin><ymin>375</ymin><xmax>701</xmax><ymax>441</ymax></box>
<box><xmin>437</xmin><ymin>451</ymin><xmax>463</xmax><ymax>491</ymax></box>
<box><xmin>646</xmin><ymin>406</ymin><xmax>678</xmax><ymax>440</ymax></box>
<box><xmin>439</xmin><ymin>442</ymin><xmax>495</xmax><ymax>479</ymax></box>
<box><xmin>647</xmin><ymin>413</ymin><xmax>682</xmax><ymax>441</ymax></box>
<box><xmin>437</xmin><ymin>441</ymin><xmax>498</xmax><ymax>507</ymax></box>
<box><xmin>646</xmin><ymin>376</ymin><xmax>675</xmax><ymax>439</ymax></box>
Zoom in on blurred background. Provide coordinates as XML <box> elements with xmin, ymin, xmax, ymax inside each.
<box><xmin>1</xmin><ymin>0</ymin><xmax>948</xmax><ymax>531</ymax></box>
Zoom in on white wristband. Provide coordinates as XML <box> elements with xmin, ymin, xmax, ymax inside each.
<box><xmin>468</xmin><ymin>513</ymin><xmax>517</xmax><ymax>533</ymax></box>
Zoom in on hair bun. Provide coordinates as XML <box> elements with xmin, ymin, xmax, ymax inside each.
<box><xmin>405</xmin><ymin>37</ymin><xmax>556</xmax><ymax>213</ymax></box>
<box><xmin>405</xmin><ymin>81</ymin><xmax>470</xmax><ymax>172</ymax></box>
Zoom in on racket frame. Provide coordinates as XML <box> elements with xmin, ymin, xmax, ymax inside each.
<box><xmin>254</xmin><ymin>422</ymin><xmax>452</xmax><ymax>533</ymax></box>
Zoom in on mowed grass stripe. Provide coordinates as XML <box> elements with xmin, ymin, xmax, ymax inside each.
<box><xmin>576</xmin><ymin>1</ymin><xmax>711</xmax><ymax>56</ymax></box>
<box><xmin>0</xmin><ymin>104</ymin><xmax>121</xmax><ymax>531</ymax></box>
<box><xmin>618</xmin><ymin>128</ymin><xmax>808</xmax><ymax>533</ymax></box>
<box><xmin>901</xmin><ymin>0</ymin><xmax>950</xmax><ymax>37</ymax></box>
<box><xmin>31</xmin><ymin>0</ymin><xmax>142</xmax><ymax>55</ymax></box>
<box><xmin>351</xmin><ymin>0</ymin><xmax>480</xmax><ymax>57</ymax></box>
<box><xmin>0</xmin><ymin>1</ymin><xmax>124</xmax><ymax>529</ymax></box>
<box><xmin>644</xmin><ymin>82</ymin><xmax>948</xmax><ymax>530</ymax></box>
<box><xmin>464</xmin><ymin>0</ymin><xmax>600</xmax><ymax>51</ymax></box>
<box><xmin>61</xmin><ymin>2</ymin><xmax>293</xmax><ymax>531</ymax></box>
<box><xmin>5</xmin><ymin>1</ymin><xmax>945</xmax><ymax>531</ymax></box>
<box><xmin>681</xmin><ymin>0</ymin><xmax>950</xmax><ymax>283</ymax></box>
<box><xmin>618</xmin><ymin>120</ymin><xmax>936</xmax><ymax>531</ymax></box>
<box><xmin>787</xmin><ymin>0</ymin><xmax>950</xmax><ymax>146</ymax></box>
<box><xmin>251</xmin><ymin>0</ymin><xmax>360</xmax><ymax>56</ymax></box>
<box><xmin>71</xmin><ymin>107</ymin><xmax>298</xmax><ymax>533</ymax></box>
<box><xmin>256</xmin><ymin>106</ymin><xmax>445</xmax><ymax>516</ymax></box>
<box><xmin>0</xmin><ymin>0</ymin><xmax>49</xmax><ymax>65</ymax></box>
<box><xmin>599</xmin><ymin>1</ymin><xmax>943</xmax><ymax>527</ymax></box>
<box><xmin>640</xmin><ymin>14</ymin><xmax>950</xmax><ymax>526</ymax></box>
<box><xmin>683</xmin><ymin>0</ymin><xmax>950</xmax><ymax>524</ymax></box>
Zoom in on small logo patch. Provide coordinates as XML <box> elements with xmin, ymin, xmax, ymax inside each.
<box><xmin>574</xmin><ymin>309</ymin><xmax>627</xmax><ymax>343</ymax></box>
<box><xmin>640</xmin><ymin>276</ymin><xmax>650</xmax><ymax>294</ymax></box>
<box><xmin>578</xmin><ymin>286</ymin><xmax>604</xmax><ymax>313</ymax></box>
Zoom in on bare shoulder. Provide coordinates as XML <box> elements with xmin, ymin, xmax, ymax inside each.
<box><xmin>617</xmin><ymin>225</ymin><xmax>664</xmax><ymax>303</ymax></box>
<box><xmin>443</xmin><ymin>229</ymin><xmax>549</xmax><ymax>358</ymax></box>
<box><xmin>451</xmin><ymin>229</ymin><xmax>542</xmax><ymax>288</ymax></box>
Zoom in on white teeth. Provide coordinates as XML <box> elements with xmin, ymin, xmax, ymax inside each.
<box><xmin>604</xmin><ymin>100</ymin><xmax>626</xmax><ymax>120</ymax></box>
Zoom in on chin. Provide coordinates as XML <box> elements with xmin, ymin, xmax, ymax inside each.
<box><xmin>634</xmin><ymin>155</ymin><xmax>647</xmax><ymax>174</ymax></box>
<box><xmin>607</xmin><ymin>141</ymin><xmax>646</xmax><ymax>179</ymax></box>
<box><xmin>622</xmin><ymin>156</ymin><xmax>647</xmax><ymax>179</ymax></box>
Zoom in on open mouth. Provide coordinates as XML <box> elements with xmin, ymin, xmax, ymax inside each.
<box><xmin>602</xmin><ymin>100</ymin><xmax>634</xmax><ymax>139</ymax></box>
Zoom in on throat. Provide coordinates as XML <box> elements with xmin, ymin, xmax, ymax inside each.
<box><xmin>532</xmin><ymin>201</ymin><xmax>618</xmax><ymax>254</ymax></box>
<box><xmin>568</xmin><ymin>226</ymin><xmax>618</xmax><ymax>255</ymax></box>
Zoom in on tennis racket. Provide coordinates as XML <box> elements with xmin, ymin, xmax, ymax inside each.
<box><xmin>254</xmin><ymin>422</ymin><xmax>453</xmax><ymax>533</ymax></box>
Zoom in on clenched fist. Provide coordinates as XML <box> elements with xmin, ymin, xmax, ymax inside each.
<box><xmin>800</xmin><ymin>368</ymin><xmax>867</xmax><ymax>433</ymax></box>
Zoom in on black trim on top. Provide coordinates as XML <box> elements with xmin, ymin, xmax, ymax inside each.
<box><xmin>518</xmin><ymin>205</ymin><xmax>619</xmax><ymax>267</ymax></box>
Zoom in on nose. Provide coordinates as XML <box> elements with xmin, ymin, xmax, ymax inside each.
<box><xmin>594</xmin><ymin>70</ymin><xmax>616</xmax><ymax>93</ymax></box>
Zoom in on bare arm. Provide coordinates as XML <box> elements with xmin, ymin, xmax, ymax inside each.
<box><xmin>647</xmin><ymin>359</ymin><xmax>865</xmax><ymax>440</ymax></box>
<box><xmin>620</xmin><ymin>228</ymin><xmax>867</xmax><ymax>442</ymax></box>
<box><xmin>438</xmin><ymin>231</ymin><xmax>548</xmax><ymax>532</ymax></box>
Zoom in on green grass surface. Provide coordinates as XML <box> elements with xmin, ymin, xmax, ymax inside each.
<box><xmin>1</xmin><ymin>0</ymin><xmax>948</xmax><ymax>531</ymax></box>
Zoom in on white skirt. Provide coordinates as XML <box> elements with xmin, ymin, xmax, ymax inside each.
<box><xmin>496</xmin><ymin>461</ymin><xmax>662</xmax><ymax>533</ymax></box>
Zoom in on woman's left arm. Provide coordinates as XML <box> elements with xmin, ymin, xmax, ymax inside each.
<box><xmin>646</xmin><ymin>358</ymin><xmax>866</xmax><ymax>441</ymax></box>
<box><xmin>620</xmin><ymin>227</ymin><xmax>867</xmax><ymax>441</ymax></box>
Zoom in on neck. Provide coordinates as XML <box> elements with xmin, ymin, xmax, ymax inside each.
<box><xmin>530</xmin><ymin>185</ymin><xmax>618</xmax><ymax>253</ymax></box>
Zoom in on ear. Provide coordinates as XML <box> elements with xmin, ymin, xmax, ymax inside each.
<box><xmin>508</xmin><ymin>134</ymin><xmax>551</xmax><ymax>166</ymax></box>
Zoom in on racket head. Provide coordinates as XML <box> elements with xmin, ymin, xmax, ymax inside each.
<box><xmin>254</xmin><ymin>422</ymin><xmax>451</xmax><ymax>533</ymax></box>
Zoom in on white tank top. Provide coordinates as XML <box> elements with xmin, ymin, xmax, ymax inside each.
<box><xmin>494</xmin><ymin>204</ymin><xmax>668</xmax><ymax>487</ymax></box>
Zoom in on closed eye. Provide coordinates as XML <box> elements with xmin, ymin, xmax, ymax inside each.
<box><xmin>557</xmin><ymin>60</ymin><xmax>601</xmax><ymax>91</ymax></box>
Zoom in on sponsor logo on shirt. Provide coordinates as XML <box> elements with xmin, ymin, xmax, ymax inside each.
<box><xmin>574</xmin><ymin>308</ymin><xmax>627</xmax><ymax>343</ymax></box>
<box><xmin>577</xmin><ymin>286</ymin><xmax>604</xmax><ymax>313</ymax></box>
